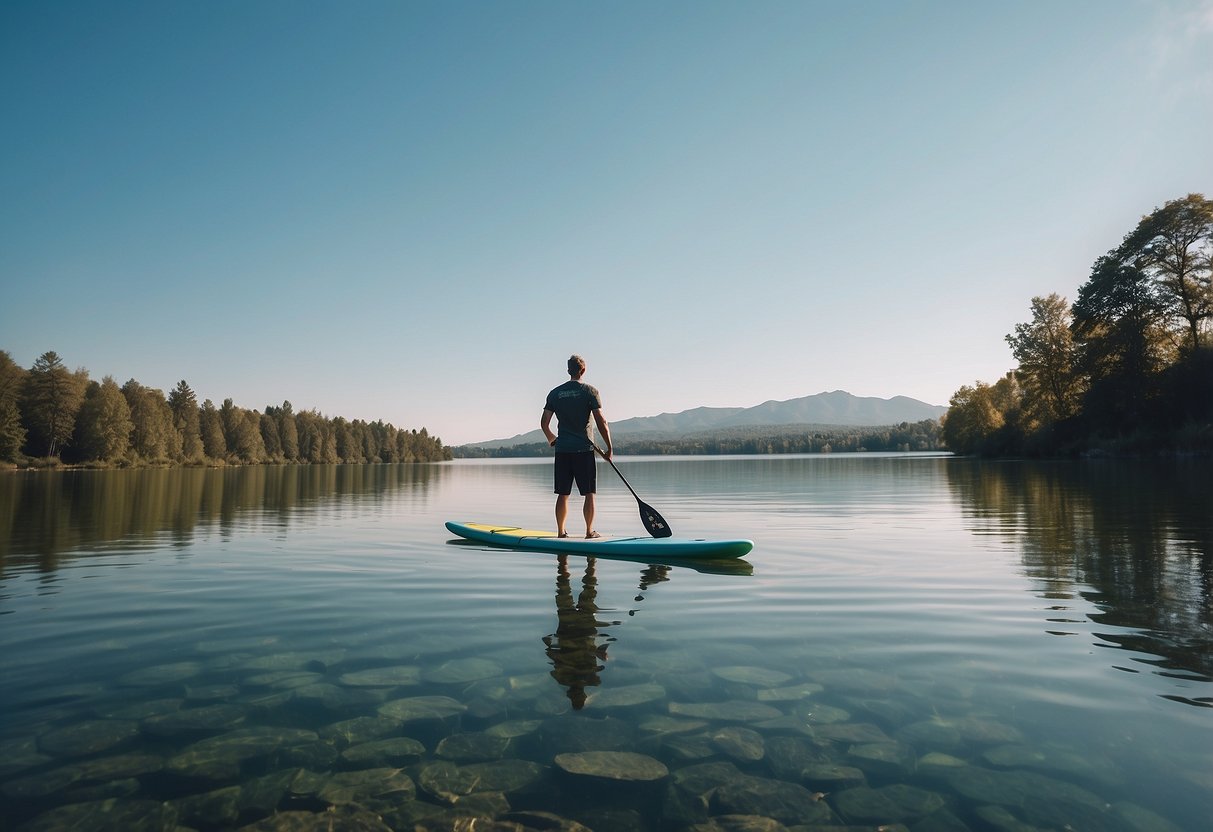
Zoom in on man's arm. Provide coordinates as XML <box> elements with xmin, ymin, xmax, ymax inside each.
<box><xmin>541</xmin><ymin>409</ymin><xmax>557</xmax><ymax>447</ymax></box>
<box><xmin>593</xmin><ymin>409</ymin><xmax>612</xmax><ymax>459</ymax></box>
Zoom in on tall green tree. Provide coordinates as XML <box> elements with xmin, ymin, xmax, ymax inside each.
<box><xmin>74</xmin><ymin>376</ymin><xmax>133</xmax><ymax>462</ymax></box>
<box><xmin>1072</xmin><ymin>253</ymin><xmax>1173</xmax><ymax>430</ymax></box>
<box><xmin>942</xmin><ymin>377</ymin><xmax>1022</xmax><ymax>455</ymax></box>
<box><xmin>233</xmin><ymin>410</ymin><xmax>267</xmax><ymax>463</ymax></box>
<box><xmin>219</xmin><ymin>398</ymin><xmax>243</xmax><ymax>452</ymax></box>
<box><xmin>260</xmin><ymin>412</ymin><xmax>282</xmax><ymax>461</ymax></box>
<box><xmin>276</xmin><ymin>401</ymin><xmax>299</xmax><ymax>461</ymax></box>
<box><xmin>1006</xmin><ymin>294</ymin><xmax>1082</xmax><ymax>426</ymax></box>
<box><xmin>199</xmin><ymin>399</ymin><xmax>227</xmax><ymax>460</ymax></box>
<box><xmin>167</xmin><ymin>380</ymin><xmax>203</xmax><ymax>462</ymax></box>
<box><xmin>0</xmin><ymin>351</ymin><xmax>27</xmax><ymax>462</ymax></box>
<box><xmin>22</xmin><ymin>351</ymin><xmax>87</xmax><ymax>457</ymax></box>
<box><xmin>1117</xmin><ymin>193</ymin><xmax>1213</xmax><ymax>353</ymax></box>
<box><xmin>122</xmin><ymin>380</ymin><xmax>179</xmax><ymax>461</ymax></box>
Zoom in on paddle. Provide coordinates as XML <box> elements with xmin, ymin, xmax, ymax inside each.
<box><xmin>593</xmin><ymin>444</ymin><xmax>672</xmax><ymax>538</ymax></box>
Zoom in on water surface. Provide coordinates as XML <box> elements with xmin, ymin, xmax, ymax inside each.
<box><xmin>1</xmin><ymin>455</ymin><xmax>1209</xmax><ymax>831</ymax></box>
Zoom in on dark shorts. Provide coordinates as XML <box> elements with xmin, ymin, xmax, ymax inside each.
<box><xmin>554</xmin><ymin>451</ymin><xmax>596</xmax><ymax>496</ymax></box>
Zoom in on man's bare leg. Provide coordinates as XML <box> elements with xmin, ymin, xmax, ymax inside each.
<box><xmin>583</xmin><ymin>493</ymin><xmax>597</xmax><ymax>538</ymax></box>
<box><xmin>555</xmin><ymin>494</ymin><xmax>570</xmax><ymax>537</ymax></box>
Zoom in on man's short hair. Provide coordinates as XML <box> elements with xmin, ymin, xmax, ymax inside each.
<box><xmin>568</xmin><ymin>355</ymin><xmax>586</xmax><ymax>376</ymax></box>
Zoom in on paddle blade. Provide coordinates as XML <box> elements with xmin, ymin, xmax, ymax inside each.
<box><xmin>638</xmin><ymin>501</ymin><xmax>673</xmax><ymax>538</ymax></box>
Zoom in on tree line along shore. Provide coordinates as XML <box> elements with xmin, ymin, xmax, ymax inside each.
<box><xmin>454</xmin><ymin>419</ymin><xmax>943</xmax><ymax>457</ymax></box>
<box><xmin>942</xmin><ymin>193</ymin><xmax>1213</xmax><ymax>457</ymax></box>
<box><xmin>0</xmin><ymin>352</ymin><xmax>450</xmax><ymax>469</ymax></box>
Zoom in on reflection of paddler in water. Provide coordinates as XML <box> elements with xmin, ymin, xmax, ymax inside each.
<box><xmin>543</xmin><ymin>555</ymin><xmax>618</xmax><ymax>709</ymax></box>
<box><xmin>543</xmin><ymin>557</ymin><xmax>675</xmax><ymax>708</ymax></box>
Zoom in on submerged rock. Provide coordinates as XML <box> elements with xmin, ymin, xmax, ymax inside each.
<box><xmin>539</xmin><ymin>715</ymin><xmax>635</xmax><ymax>752</ymax></box>
<box><xmin>237</xmin><ymin>804</ymin><xmax>393</xmax><ymax>831</ymax></box>
<box><xmin>172</xmin><ymin>784</ymin><xmax>243</xmax><ymax>829</ymax></box>
<box><xmin>117</xmin><ymin>661</ymin><xmax>204</xmax><ymax>687</ymax></box>
<box><xmin>184</xmin><ymin>683</ymin><xmax>241</xmax><ymax>702</ymax></box>
<box><xmin>669</xmin><ymin>701</ymin><xmax>783</xmax><ymax>723</ymax></box>
<box><xmin>16</xmin><ymin>798</ymin><xmax>179</xmax><ymax>832</ymax></box>
<box><xmin>917</xmin><ymin>751</ymin><xmax>969</xmax><ymax>780</ymax></box>
<box><xmin>661</xmin><ymin>761</ymin><xmax>745</xmax><ymax>828</ymax></box>
<box><xmin>423</xmin><ymin>657</ymin><xmax>504</xmax><ymax>685</ymax></box>
<box><xmin>763</xmin><ymin>736</ymin><xmax>829</xmax><ymax>782</ymax></box>
<box><xmin>796</xmin><ymin>701</ymin><xmax>851</xmax><ymax>725</ymax></box>
<box><xmin>710</xmin><ymin>775</ymin><xmax>834</xmax><ymax>826</ymax></box>
<box><xmin>239</xmin><ymin>650</ymin><xmax>346</xmax><ymax>673</ymax></box>
<box><xmin>663</xmin><ymin>732</ymin><xmax>719</xmax><ymax>762</ymax></box>
<box><xmin>554</xmin><ymin>751</ymin><xmax>669</xmax><ymax>782</ymax></box>
<box><xmin>292</xmin><ymin>682</ymin><xmax>388</xmax><ymax>712</ymax></box>
<box><xmin>93</xmin><ymin>697</ymin><xmax>182</xmax><ymax>722</ymax></box>
<box><xmin>319</xmin><ymin>715</ymin><xmax>402</xmax><ymax>748</ymax></box>
<box><xmin>833</xmin><ymin>783</ymin><xmax>947</xmax><ymax>823</ymax></box>
<box><xmin>687</xmin><ymin>816</ymin><xmax>789</xmax><ymax>832</ymax></box>
<box><xmin>418</xmin><ymin>759</ymin><xmax>547</xmax><ymax>803</ymax></box>
<box><xmin>167</xmin><ymin>727</ymin><xmax>319</xmax><ymax>781</ymax></box>
<box><xmin>142</xmin><ymin>703</ymin><xmax>247</xmax><ymax>738</ymax></box>
<box><xmin>982</xmin><ymin>743</ymin><xmax>1120</xmax><ymax>784</ymax></box>
<box><xmin>378</xmin><ymin>695</ymin><xmax>467</xmax><ymax>722</ymax></box>
<box><xmin>38</xmin><ymin>719</ymin><xmax>140</xmax><ymax>758</ymax></box>
<box><xmin>585</xmin><ymin>682</ymin><xmax>666</xmax><ymax>709</ymax></box>
<box><xmin>948</xmin><ymin>716</ymin><xmax>1025</xmax><ymax>745</ymax></box>
<box><xmin>799</xmin><ymin>762</ymin><xmax>867</xmax><ymax>790</ymax></box>
<box><xmin>712</xmin><ymin>666</ymin><xmax>794</xmax><ymax>688</ymax></box>
<box><xmin>711</xmin><ymin>726</ymin><xmax>765</xmax><ymax>762</ymax></box>
<box><xmin>243</xmin><ymin>670</ymin><xmax>324</xmax><ymax>690</ymax></box>
<box><xmin>639</xmin><ymin>715</ymin><xmax>709</xmax><ymax>737</ymax></box>
<box><xmin>436</xmin><ymin>731</ymin><xmax>511</xmax><ymax>762</ymax></box>
<box><xmin>814</xmin><ymin>722</ymin><xmax>892</xmax><ymax>745</ymax></box>
<box><xmin>948</xmin><ymin>765</ymin><xmax>1106</xmax><ymax>816</ymax></box>
<box><xmin>846</xmin><ymin>741</ymin><xmax>917</xmax><ymax>777</ymax></box>
<box><xmin>501</xmin><ymin>810</ymin><xmax>594</xmax><ymax>831</ymax></box>
<box><xmin>0</xmin><ymin>742</ymin><xmax>50</xmax><ymax>781</ymax></box>
<box><xmin>317</xmin><ymin>766</ymin><xmax>416</xmax><ymax>807</ymax></box>
<box><xmin>338</xmin><ymin>665</ymin><xmax>422</xmax><ymax>688</ymax></box>
<box><xmin>485</xmin><ymin>719</ymin><xmax>543</xmax><ymax>739</ymax></box>
<box><xmin>756</xmin><ymin>682</ymin><xmax>824</xmax><ymax>702</ymax></box>
<box><xmin>809</xmin><ymin>667</ymin><xmax>898</xmax><ymax>695</ymax></box>
<box><xmin>974</xmin><ymin>803</ymin><xmax>1046</xmax><ymax>832</ymax></box>
<box><xmin>340</xmin><ymin>736</ymin><xmax>426</xmax><ymax>768</ymax></box>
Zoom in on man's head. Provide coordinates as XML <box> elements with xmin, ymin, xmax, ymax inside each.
<box><xmin>567</xmin><ymin>354</ymin><xmax>586</xmax><ymax>379</ymax></box>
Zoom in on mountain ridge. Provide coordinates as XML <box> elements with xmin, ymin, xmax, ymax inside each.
<box><xmin>466</xmin><ymin>390</ymin><xmax>946</xmax><ymax>449</ymax></box>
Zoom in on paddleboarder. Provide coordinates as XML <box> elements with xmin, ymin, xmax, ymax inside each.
<box><xmin>541</xmin><ymin>354</ymin><xmax>613</xmax><ymax>539</ymax></box>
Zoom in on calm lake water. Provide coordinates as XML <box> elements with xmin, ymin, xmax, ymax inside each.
<box><xmin>1</xmin><ymin>455</ymin><xmax>1210</xmax><ymax>832</ymax></box>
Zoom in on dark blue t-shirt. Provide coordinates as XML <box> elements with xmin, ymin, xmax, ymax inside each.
<box><xmin>544</xmin><ymin>381</ymin><xmax>602</xmax><ymax>453</ymax></box>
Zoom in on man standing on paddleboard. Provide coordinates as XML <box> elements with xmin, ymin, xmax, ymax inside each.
<box><xmin>541</xmin><ymin>355</ymin><xmax>613</xmax><ymax>539</ymax></box>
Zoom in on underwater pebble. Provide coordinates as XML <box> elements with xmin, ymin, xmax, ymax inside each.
<box><xmin>586</xmin><ymin>682</ymin><xmax>667</xmax><ymax>708</ymax></box>
<box><xmin>117</xmin><ymin>661</ymin><xmax>203</xmax><ymax>687</ymax></box>
<box><xmin>340</xmin><ymin>737</ymin><xmax>426</xmax><ymax>768</ymax></box>
<box><xmin>435</xmin><ymin>731</ymin><xmax>510</xmax><ymax>762</ymax></box>
<box><xmin>555</xmin><ymin>750</ymin><xmax>669</xmax><ymax>782</ymax></box>
<box><xmin>711</xmin><ymin>666</ymin><xmax>794</xmax><ymax>687</ymax></box>
<box><xmin>378</xmin><ymin>695</ymin><xmax>467</xmax><ymax>722</ymax></box>
<box><xmin>422</xmin><ymin>657</ymin><xmax>504</xmax><ymax>684</ymax></box>
<box><xmin>669</xmin><ymin>701</ymin><xmax>783</xmax><ymax>722</ymax></box>
<box><xmin>711</xmin><ymin>726</ymin><xmax>765</xmax><ymax>762</ymax></box>
<box><xmin>711</xmin><ymin>774</ymin><xmax>835</xmax><ymax>826</ymax></box>
<box><xmin>38</xmin><ymin>719</ymin><xmax>140</xmax><ymax>758</ymax></box>
<box><xmin>833</xmin><ymin>783</ymin><xmax>946</xmax><ymax>823</ymax></box>
<box><xmin>337</xmin><ymin>665</ymin><xmax>422</xmax><ymax>687</ymax></box>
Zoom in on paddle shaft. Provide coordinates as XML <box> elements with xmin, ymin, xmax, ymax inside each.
<box><xmin>592</xmin><ymin>444</ymin><xmax>672</xmax><ymax>537</ymax></box>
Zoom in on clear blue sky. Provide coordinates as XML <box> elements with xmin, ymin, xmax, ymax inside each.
<box><xmin>3</xmin><ymin>1</ymin><xmax>1211</xmax><ymax>445</ymax></box>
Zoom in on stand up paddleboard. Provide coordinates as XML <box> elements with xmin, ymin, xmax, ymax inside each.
<box><xmin>445</xmin><ymin>521</ymin><xmax>753</xmax><ymax>559</ymax></box>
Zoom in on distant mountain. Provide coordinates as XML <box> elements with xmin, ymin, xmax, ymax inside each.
<box><xmin>467</xmin><ymin>390</ymin><xmax>946</xmax><ymax>449</ymax></box>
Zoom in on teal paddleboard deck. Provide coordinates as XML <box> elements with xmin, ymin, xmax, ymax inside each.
<box><xmin>445</xmin><ymin>521</ymin><xmax>753</xmax><ymax>559</ymax></box>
